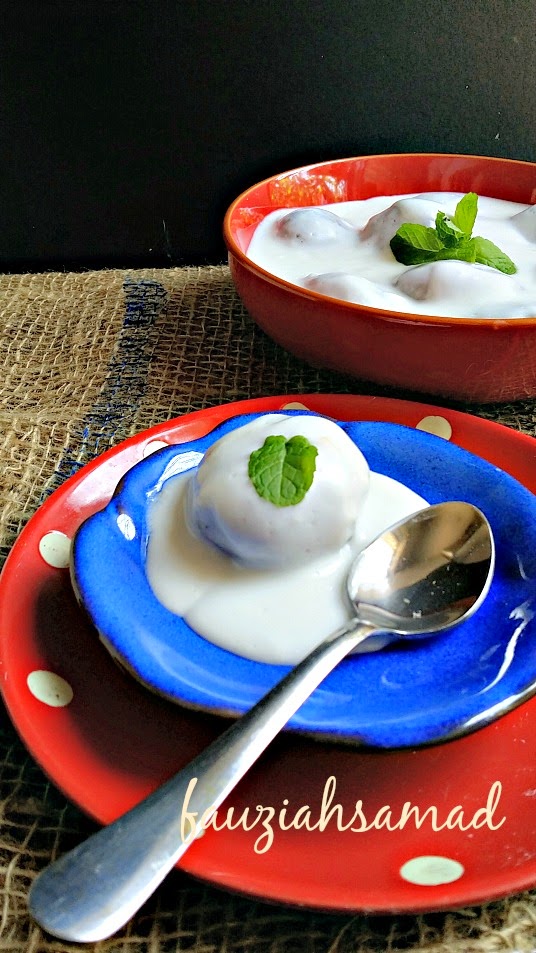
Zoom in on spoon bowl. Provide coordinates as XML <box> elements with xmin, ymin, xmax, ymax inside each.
<box><xmin>348</xmin><ymin>501</ymin><xmax>494</xmax><ymax>635</ymax></box>
<box><xmin>28</xmin><ymin>501</ymin><xmax>494</xmax><ymax>942</ymax></box>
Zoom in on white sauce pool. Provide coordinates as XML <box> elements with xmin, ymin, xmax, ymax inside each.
<box><xmin>146</xmin><ymin>468</ymin><xmax>427</xmax><ymax>665</ymax></box>
<box><xmin>246</xmin><ymin>192</ymin><xmax>536</xmax><ymax>319</ymax></box>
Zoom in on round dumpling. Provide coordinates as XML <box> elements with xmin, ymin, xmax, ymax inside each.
<box><xmin>394</xmin><ymin>259</ymin><xmax>521</xmax><ymax>308</ymax></box>
<box><xmin>361</xmin><ymin>197</ymin><xmax>438</xmax><ymax>247</ymax></box>
<box><xmin>304</xmin><ymin>272</ymin><xmax>408</xmax><ymax>310</ymax></box>
<box><xmin>274</xmin><ymin>208</ymin><xmax>355</xmax><ymax>246</ymax></box>
<box><xmin>186</xmin><ymin>414</ymin><xmax>370</xmax><ymax>569</ymax></box>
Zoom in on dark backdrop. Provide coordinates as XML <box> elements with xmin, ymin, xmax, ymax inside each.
<box><xmin>0</xmin><ymin>0</ymin><xmax>534</xmax><ymax>270</ymax></box>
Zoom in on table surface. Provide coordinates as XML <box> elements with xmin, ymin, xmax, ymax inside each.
<box><xmin>1</xmin><ymin>265</ymin><xmax>535</xmax><ymax>953</ymax></box>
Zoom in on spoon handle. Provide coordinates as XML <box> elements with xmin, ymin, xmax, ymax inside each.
<box><xmin>29</xmin><ymin>619</ymin><xmax>375</xmax><ymax>942</ymax></box>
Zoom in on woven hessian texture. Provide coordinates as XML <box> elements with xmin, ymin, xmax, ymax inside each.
<box><xmin>1</xmin><ymin>266</ymin><xmax>536</xmax><ymax>953</ymax></box>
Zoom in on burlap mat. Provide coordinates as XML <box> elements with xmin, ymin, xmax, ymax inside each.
<box><xmin>1</xmin><ymin>266</ymin><xmax>535</xmax><ymax>953</ymax></box>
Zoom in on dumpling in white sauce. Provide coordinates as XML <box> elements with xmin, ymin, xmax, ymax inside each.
<box><xmin>394</xmin><ymin>259</ymin><xmax>522</xmax><ymax>308</ymax></box>
<box><xmin>304</xmin><ymin>272</ymin><xmax>408</xmax><ymax>310</ymax></box>
<box><xmin>274</xmin><ymin>208</ymin><xmax>356</xmax><ymax>246</ymax></box>
<box><xmin>146</xmin><ymin>413</ymin><xmax>428</xmax><ymax>664</ymax></box>
<box><xmin>186</xmin><ymin>413</ymin><xmax>370</xmax><ymax>570</ymax></box>
<box><xmin>360</xmin><ymin>197</ymin><xmax>438</xmax><ymax>247</ymax></box>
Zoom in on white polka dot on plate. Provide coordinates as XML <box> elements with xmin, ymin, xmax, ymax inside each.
<box><xmin>415</xmin><ymin>415</ymin><xmax>453</xmax><ymax>440</ymax></box>
<box><xmin>281</xmin><ymin>402</ymin><xmax>310</xmax><ymax>411</ymax></box>
<box><xmin>399</xmin><ymin>855</ymin><xmax>464</xmax><ymax>886</ymax></box>
<box><xmin>27</xmin><ymin>670</ymin><xmax>74</xmax><ymax>707</ymax></box>
<box><xmin>143</xmin><ymin>439</ymin><xmax>169</xmax><ymax>457</ymax></box>
<box><xmin>38</xmin><ymin>531</ymin><xmax>71</xmax><ymax>568</ymax></box>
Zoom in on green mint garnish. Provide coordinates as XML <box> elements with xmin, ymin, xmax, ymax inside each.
<box><xmin>248</xmin><ymin>435</ymin><xmax>318</xmax><ymax>506</ymax></box>
<box><xmin>450</xmin><ymin>190</ymin><xmax>478</xmax><ymax>234</ymax></box>
<box><xmin>469</xmin><ymin>235</ymin><xmax>518</xmax><ymax>274</ymax></box>
<box><xmin>390</xmin><ymin>192</ymin><xmax>517</xmax><ymax>275</ymax></box>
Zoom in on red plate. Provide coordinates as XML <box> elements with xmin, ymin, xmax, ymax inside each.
<box><xmin>2</xmin><ymin>394</ymin><xmax>536</xmax><ymax>914</ymax></box>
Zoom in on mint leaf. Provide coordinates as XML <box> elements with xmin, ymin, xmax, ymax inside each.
<box><xmin>435</xmin><ymin>240</ymin><xmax>477</xmax><ymax>264</ymax></box>
<box><xmin>390</xmin><ymin>224</ymin><xmax>443</xmax><ymax>264</ymax></box>
<box><xmin>470</xmin><ymin>236</ymin><xmax>517</xmax><ymax>275</ymax></box>
<box><xmin>435</xmin><ymin>211</ymin><xmax>465</xmax><ymax>247</ymax></box>
<box><xmin>248</xmin><ymin>434</ymin><xmax>318</xmax><ymax>506</ymax></box>
<box><xmin>452</xmin><ymin>192</ymin><xmax>478</xmax><ymax>235</ymax></box>
<box><xmin>389</xmin><ymin>192</ymin><xmax>517</xmax><ymax>274</ymax></box>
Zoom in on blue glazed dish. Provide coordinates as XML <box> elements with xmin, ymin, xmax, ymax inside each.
<box><xmin>72</xmin><ymin>412</ymin><xmax>536</xmax><ymax>748</ymax></box>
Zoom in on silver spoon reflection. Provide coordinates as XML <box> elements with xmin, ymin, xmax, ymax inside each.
<box><xmin>28</xmin><ymin>501</ymin><xmax>494</xmax><ymax>942</ymax></box>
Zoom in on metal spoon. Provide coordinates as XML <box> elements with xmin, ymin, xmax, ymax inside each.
<box><xmin>28</xmin><ymin>501</ymin><xmax>494</xmax><ymax>942</ymax></box>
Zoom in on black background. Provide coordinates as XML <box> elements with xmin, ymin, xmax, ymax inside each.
<box><xmin>0</xmin><ymin>0</ymin><xmax>534</xmax><ymax>270</ymax></box>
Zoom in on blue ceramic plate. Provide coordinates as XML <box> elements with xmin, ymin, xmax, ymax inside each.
<box><xmin>72</xmin><ymin>412</ymin><xmax>536</xmax><ymax>748</ymax></box>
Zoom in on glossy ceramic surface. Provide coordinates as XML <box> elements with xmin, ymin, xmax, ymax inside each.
<box><xmin>224</xmin><ymin>154</ymin><xmax>536</xmax><ymax>401</ymax></box>
<box><xmin>2</xmin><ymin>395</ymin><xmax>536</xmax><ymax>914</ymax></box>
<box><xmin>72</xmin><ymin>411</ymin><xmax>536</xmax><ymax>748</ymax></box>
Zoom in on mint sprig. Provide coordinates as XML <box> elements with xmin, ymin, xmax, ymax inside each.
<box><xmin>248</xmin><ymin>435</ymin><xmax>318</xmax><ymax>506</ymax></box>
<box><xmin>390</xmin><ymin>192</ymin><xmax>517</xmax><ymax>274</ymax></box>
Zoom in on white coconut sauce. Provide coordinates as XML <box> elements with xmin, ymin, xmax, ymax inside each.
<box><xmin>145</xmin><ymin>417</ymin><xmax>428</xmax><ymax>665</ymax></box>
<box><xmin>246</xmin><ymin>192</ymin><xmax>536</xmax><ymax>319</ymax></box>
